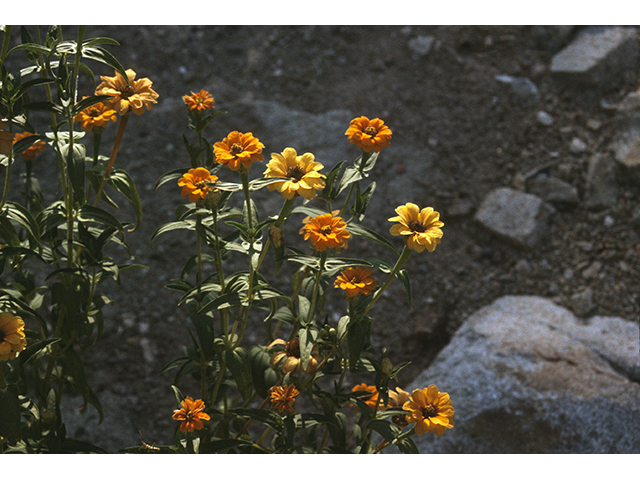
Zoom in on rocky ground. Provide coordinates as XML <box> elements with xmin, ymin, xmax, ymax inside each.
<box><xmin>6</xmin><ymin>25</ymin><xmax>640</xmax><ymax>452</ymax></box>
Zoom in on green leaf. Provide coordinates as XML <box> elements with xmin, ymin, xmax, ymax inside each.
<box><xmin>232</xmin><ymin>408</ymin><xmax>284</xmax><ymax>433</ymax></box>
<box><xmin>150</xmin><ymin>220</ymin><xmax>194</xmax><ymax>247</ymax></box>
<box><xmin>77</xmin><ymin>205</ymin><xmax>125</xmax><ymax>235</ymax></box>
<box><xmin>58</xmin><ymin>348</ymin><xmax>104</xmax><ymax>423</ymax></box>
<box><xmin>60</xmin><ymin>141</ymin><xmax>86</xmax><ymax>204</ymax></box>
<box><xmin>396</xmin><ymin>435</ymin><xmax>420</xmax><ymax>454</ymax></box>
<box><xmin>108</xmin><ymin>169</ymin><xmax>143</xmax><ymax>232</ymax></box>
<box><xmin>71</xmin><ymin>95</ymin><xmax>115</xmax><ymax>116</ymax></box>
<box><xmin>347</xmin><ymin>317</ymin><xmax>372</xmax><ymax>371</ymax></box>
<box><xmin>199</xmin><ymin>438</ymin><xmax>254</xmax><ymax>454</ymax></box>
<box><xmin>81</xmin><ymin>45</ymin><xmax>127</xmax><ymax>80</ymax></box>
<box><xmin>4</xmin><ymin>201</ymin><xmax>41</xmax><ymax>247</ymax></box>
<box><xmin>154</xmin><ymin>167</ymin><xmax>190</xmax><ymax>192</ymax></box>
<box><xmin>347</xmin><ymin>222</ymin><xmax>399</xmax><ymax>255</ymax></box>
<box><xmin>367</xmin><ymin>419</ymin><xmax>402</xmax><ymax>443</ymax></box>
<box><xmin>225</xmin><ymin>347</ymin><xmax>254</xmax><ymax>400</ymax></box>
<box><xmin>395</xmin><ymin>269</ymin><xmax>412</xmax><ymax>306</ymax></box>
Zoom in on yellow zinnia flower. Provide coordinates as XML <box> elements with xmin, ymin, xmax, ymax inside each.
<box><xmin>345</xmin><ymin>116</ymin><xmax>392</xmax><ymax>153</ymax></box>
<box><xmin>172</xmin><ymin>396</ymin><xmax>210</xmax><ymax>433</ymax></box>
<box><xmin>0</xmin><ymin>312</ymin><xmax>27</xmax><ymax>362</ymax></box>
<box><xmin>268</xmin><ymin>338</ymin><xmax>318</xmax><ymax>374</ymax></box>
<box><xmin>388</xmin><ymin>386</ymin><xmax>410</xmax><ymax>407</ymax></box>
<box><xmin>183</xmin><ymin>89</ymin><xmax>215</xmax><ymax>112</ymax></box>
<box><xmin>334</xmin><ymin>266</ymin><xmax>376</xmax><ymax>298</ymax></box>
<box><xmin>213</xmin><ymin>131</ymin><xmax>264</xmax><ymax>172</ymax></box>
<box><xmin>13</xmin><ymin>132</ymin><xmax>46</xmax><ymax>161</ymax></box>
<box><xmin>299</xmin><ymin>212</ymin><xmax>351</xmax><ymax>252</ymax></box>
<box><xmin>264</xmin><ymin>147</ymin><xmax>326</xmax><ymax>200</ymax></box>
<box><xmin>389</xmin><ymin>203</ymin><xmax>444</xmax><ymax>253</ymax></box>
<box><xmin>73</xmin><ymin>98</ymin><xmax>117</xmax><ymax>133</ymax></box>
<box><xmin>178</xmin><ymin>167</ymin><xmax>218</xmax><ymax>203</ymax></box>
<box><xmin>403</xmin><ymin>385</ymin><xmax>454</xmax><ymax>436</ymax></box>
<box><xmin>270</xmin><ymin>384</ymin><xmax>299</xmax><ymax>414</ymax></box>
<box><xmin>95</xmin><ymin>68</ymin><xmax>159</xmax><ymax>116</ymax></box>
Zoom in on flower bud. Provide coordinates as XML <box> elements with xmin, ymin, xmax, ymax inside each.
<box><xmin>380</xmin><ymin>357</ymin><xmax>394</xmax><ymax>379</ymax></box>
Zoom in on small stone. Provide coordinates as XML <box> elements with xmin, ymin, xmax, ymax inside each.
<box><xmin>527</xmin><ymin>176</ymin><xmax>579</xmax><ymax>209</ymax></box>
<box><xmin>582</xmin><ymin>261</ymin><xmax>602</xmax><ymax>279</ymax></box>
<box><xmin>570</xmin><ymin>289</ymin><xmax>595</xmax><ymax>317</ymax></box>
<box><xmin>570</xmin><ymin>137</ymin><xmax>588</xmax><ymax>153</ymax></box>
<box><xmin>536</xmin><ymin>111</ymin><xmax>554</xmax><ymax>126</ymax></box>
<box><xmin>408</xmin><ymin>35</ymin><xmax>435</xmax><ymax>56</ymax></box>
<box><xmin>495</xmin><ymin>75</ymin><xmax>540</xmax><ymax>104</ymax></box>
<box><xmin>603</xmin><ymin>215</ymin><xmax>615</xmax><ymax>228</ymax></box>
<box><xmin>585</xmin><ymin>153</ymin><xmax>619</xmax><ymax>210</ymax></box>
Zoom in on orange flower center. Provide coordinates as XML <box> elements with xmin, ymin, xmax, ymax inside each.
<box><xmin>87</xmin><ymin>107</ymin><xmax>101</xmax><ymax>117</ymax></box>
<box><xmin>285</xmin><ymin>339</ymin><xmax>301</xmax><ymax>358</ymax></box>
<box><xmin>230</xmin><ymin>143</ymin><xmax>244</xmax><ymax>155</ymax></box>
<box><xmin>364</xmin><ymin>126</ymin><xmax>378</xmax><ymax>136</ymax></box>
<box><xmin>286</xmin><ymin>165</ymin><xmax>305</xmax><ymax>182</ymax></box>
<box><xmin>409</xmin><ymin>220</ymin><xmax>427</xmax><ymax>233</ymax></box>
<box><xmin>420</xmin><ymin>404</ymin><xmax>437</xmax><ymax>418</ymax></box>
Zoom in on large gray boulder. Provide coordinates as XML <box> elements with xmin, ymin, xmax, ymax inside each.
<box><xmin>407</xmin><ymin>295</ymin><xmax>640</xmax><ymax>453</ymax></box>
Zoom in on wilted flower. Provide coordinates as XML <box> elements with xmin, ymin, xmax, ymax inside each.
<box><xmin>403</xmin><ymin>385</ymin><xmax>454</xmax><ymax>436</ymax></box>
<box><xmin>13</xmin><ymin>132</ymin><xmax>46</xmax><ymax>161</ymax></box>
<box><xmin>183</xmin><ymin>89</ymin><xmax>215</xmax><ymax>112</ymax></box>
<box><xmin>73</xmin><ymin>99</ymin><xmax>117</xmax><ymax>133</ymax></box>
<box><xmin>389</xmin><ymin>203</ymin><xmax>444</xmax><ymax>253</ymax></box>
<box><xmin>178</xmin><ymin>167</ymin><xmax>218</xmax><ymax>203</ymax></box>
<box><xmin>0</xmin><ymin>124</ymin><xmax>13</xmax><ymax>156</ymax></box>
<box><xmin>388</xmin><ymin>387</ymin><xmax>410</xmax><ymax>407</ymax></box>
<box><xmin>0</xmin><ymin>312</ymin><xmax>27</xmax><ymax>362</ymax></box>
<box><xmin>345</xmin><ymin>116</ymin><xmax>392</xmax><ymax>153</ymax></box>
<box><xmin>351</xmin><ymin>383</ymin><xmax>381</xmax><ymax>410</ymax></box>
<box><xmin>263</xmin><ymin>147</ymin><xmax>326</xmax><ymax>200</ymax></box>
<box><xmin>334</xmin><ymin>266</ymin><xmax>376</xmax><ymax>298</ymax></box>
<box><xmin>95</xmin><ymin>68</ymin><xmax>159</xmax><ymax>116</ymax></box>
<box><xmin>270</xmin><ymin>384</ymin><xmax>299</xmax><ymax>413</ymax></box>
<box><xmin>268</xmin><ymin>338</ymin><xmax>318</xmax><ymax>374</ymax></box>
<box><xmin>172</xmin><ymin>396</ymin><xmax>210</xmax><ymax>433</ymax></box>
<box><xmin>299</xmin><ymin>212</ymin><xmax>351</xmax><ymax>252</ymax></box>
<box><xmin>213</xmin><ymin>131</ymin><xmax>264</xmax><ymax>171</ymax></box>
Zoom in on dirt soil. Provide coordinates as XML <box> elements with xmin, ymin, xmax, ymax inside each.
<box><xmin>7</xmin><ymin>25</ymin><xmax>640</xmax><ymax>451</ymax></box>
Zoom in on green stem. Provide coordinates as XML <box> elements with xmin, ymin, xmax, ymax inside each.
<box><xmin>0</xmin><ymin>25</ymin><xmax>11</xmax><ymax>62</ymax></box>
<box><xmin>361</xmin><ymin>245</ymin><xmax>411</xmax><ymax>318</ymax></box>
<box><xmin>307</xmin><ymin>251</ymin><xmax>328</xmax><ymax>325</ymax></box>
<box><xmin>195</xmin><ymin>213</ymin><xmax>203</xmax><ymax>305</ymax></box>
<box><xmin>93</xmin><ymin>112</ymin><xmax>129</xmax><ymax>207</ymax></box>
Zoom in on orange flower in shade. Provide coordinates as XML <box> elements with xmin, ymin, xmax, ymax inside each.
<box><xmin>73</xmin><ymin>99</ymin><xmax>117</xmax><ymax>133</ymax></box>
<box><xmin>183</xmin><ymin>89</ymin><xmax>215</xmax><ymax>112</ymax></box>
<box><xmin>0</xmin><ymin>312</ymin><xmax>27</xmax><ymax>362</ymax></box>
<box><xmin>264</xmin><ymin>147</ymin><xmax>326</xmax><ymax>200</ymax></box>
<box><xmin>334</xmin><ymin>266</ymin><xmax>376</xmax><ymax>298</ymax></box>
<box><xmin>270</xmin><ymin>384</ymin><xmax>299</xmax><ymax>414</ymax></box>
<box><xmin>345</xmin><ymin>116</ymin><xmax>392</xmax><ymax>153</ymax></box>
<box><xmin>389</xmin><ymin>203</ymin><xmax>444</xmax><ymax>253</ymax></box>
<box><xmin>268</xmin><ymin>338</ymin><xmax>318</xmax><ymax>374</ymax></box>
<box><xmin>0</xmin><ymin>128</ymin><xmax>13</xmax><ymax>157</ymax></box>
<box><xmin>402</xmin><ymin>385</ymin><xmax>454</xmax><ymax>436</ymax></box>
<box><xmin>299</xmin><ymin>212</ymin><xmax>351</xmax><ymax>252</ymax></box>
<box><xmin>213</xmin><ymin>131</ymin><xmax>265</xmax><ymax>171</ymax></box>
<box><xmin>95</xmin><ymin>68</ymin><xmax>159</xmax><ymax>116</ymax></box>
<box><xmin>178</xmin><ymin>167</ymin><xmax>218</xmax><ymax>203</ymax></box>
<box><xmin>13</xmin><ymin>132</ymin><xmax>46</xmax><ymax>161</ymax></box>
<box><xmin>351</xmin><ymin>383</ymin><xmax>383</xmax><ymax>410</ymax></box>
<box><xmin>172</xmin><ymin>396</ymin><xmax>210</xmax><ymax>433</ymax></box>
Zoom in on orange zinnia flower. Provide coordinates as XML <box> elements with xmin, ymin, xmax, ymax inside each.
<box><xmin>95</xmin><ymin>68</ymin><xmax>159</xmax><ymax>116</ymax></box>
<box><xmin>270</xmin><ymin>384</ymin><xmax>299</xmax><ymax>414</ymax></box>
<box><xmin>172</xmin><ymin>396</ymin><xmax>210</xmax><ymax>433</ymax></box>
<box><xmin>345</xmin><ymin>116</ymin><xmax>392</xmax><ymax>153</ymax></box>
<box><xmin>183</xmin><ymin>89</ymin><xmax>215</xmax><ymax>112</ymax></box>
<box><xmin>213</xmin><ymin>131</ymin><xmax>265</xmax><ymax>171</ymax></box>
<box><xmin>178</xmin><ymin>167</ymin><xmax>218</xmax><ymax>203</ymax></box>
<box><xmin>0</xmin><ymin>312</ymin><xmax>27</xmax><ymax>362</ymax></box>
<box><xmin>74</xmin><ymin>98</ymin><xmax>117</xmax><ymax>133</ymax></box>
<box><xmin>351</xmin><ymin>383</ymin><xmax>383</xmax><ymax>410</ymax></box>
<box><xmin>268</xmin><ymin>338</ymin><xmax>319</xmax><ymax>374</ymax></box>
<box><xmin>402</xmin><ymin>385</ymin><xmax>454</xmax><ymax>436</ymax></box>
<box><xmin>13</xmin><ymin>132</ymin><xmax>46</xmax><ymax>161</ymax></box>
<box><xmin>389</xmin><ymin>203</ymin><xmax>444</xmax><ymax>253</ymax></box>
<box><xmin>299</xmin><ymin>212</ymin><xmax>351</xmax><ymax>252</ymax></box>
<box><xmin>334</xmin><ymin>266</ymin><xmax>376</xmax><ymax>298</ymax></box>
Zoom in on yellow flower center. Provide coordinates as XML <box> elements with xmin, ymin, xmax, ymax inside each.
<box><xmin>420</xmin><ymin>404</ymin><xmax>437</xmax><ymax>418</ymax></box>
<box><xmin>286</xmin><ymin>165</ymin><xmax>305</xmax><ymax>182</ymax></box>
<box><xmin>364</xmin><ymin>126</ymin><xmax>378</xmax><ymax>136</ymax></box>
<box><xmin>230</xmin><ymin>143</ymin><xmax>244</xmax><ymax>155</ymax></box>
<box><xmin>321</xmin><ymin>226</ymin><xmax>333</xmax><ymax>235</ymax></box>
<box><xmin>285</xmin><ymin>339</ymin><xmax>301</xmax><ymax>358</ymax></box>
<box><xmin>409</xmin><ymin>220</ymin><xmax>427</xmax><ymax>233</ymax></box>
